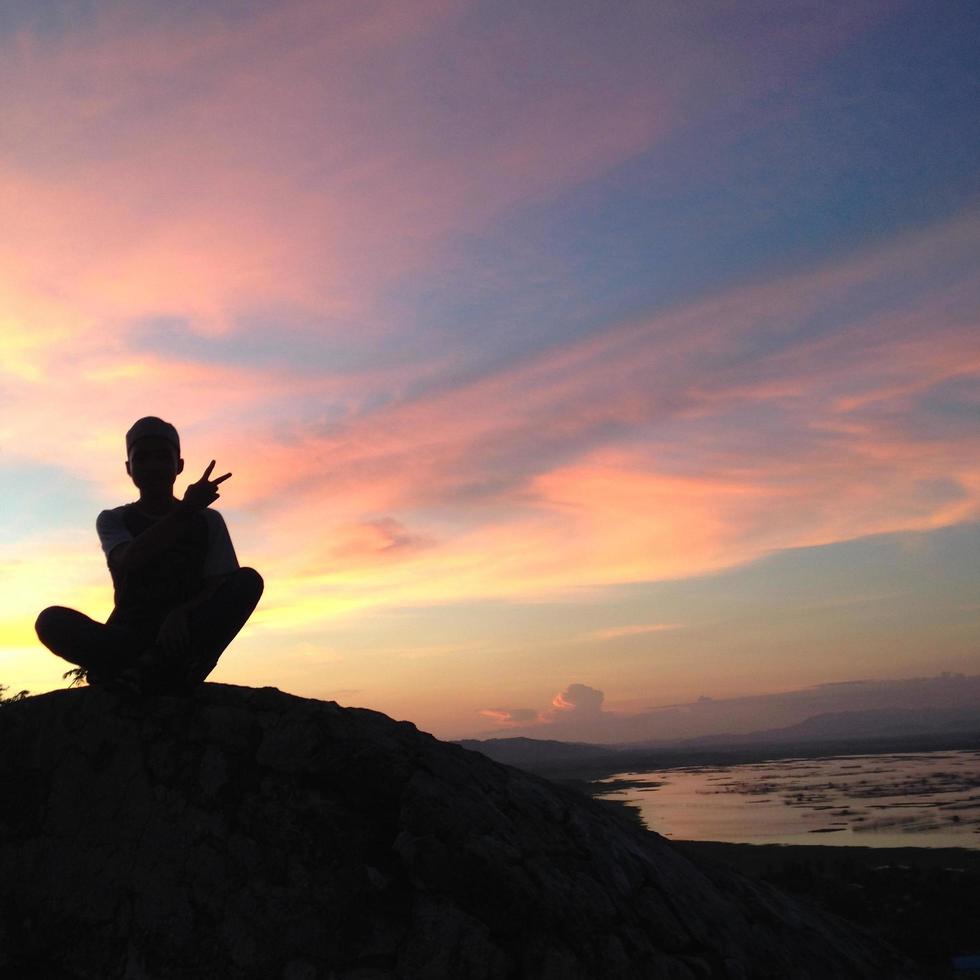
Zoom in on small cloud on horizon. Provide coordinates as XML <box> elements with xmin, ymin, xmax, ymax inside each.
<box><xmin>478</xmin><ymin>681</ymin><xmax>607</xmax><ymax>728</ymax></box>
<box><xmin>468</xmin><ymin>672</ymin><xmax>980</xmax><ymax>743</ymax></box>
<box><xmin>552</xmin><ymin>683</ymin><xmax>605</xmax><ymax>716</ymax></box>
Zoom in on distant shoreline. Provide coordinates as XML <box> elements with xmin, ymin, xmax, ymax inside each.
<box><xmin>539</xmin><ymin>735</ymin><xmax>980</xmax><ymax>853</ymax></box>
<box><xmin>528</xmin><ymin>729</ymin><xmax>980</xmax><ymax>786</ymax></box>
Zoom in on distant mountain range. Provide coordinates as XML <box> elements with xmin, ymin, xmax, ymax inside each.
<box><xmin>458</xmin><ymin>704</ymin><xmax>980</xmax><ymax>775</ymax></box>
<box><xmin>664</xmin><ymin>705</ymin><xmax>980</xmax><ymax>749</ymax></box>
<box><xmin>465</xmin><ymin>672</ymin><xmax>980</xmax><ymax>747</ymax></box>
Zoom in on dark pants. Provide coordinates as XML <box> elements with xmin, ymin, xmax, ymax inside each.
<box><xmin>35</xmin><ymin>567</ymin><xmax>263</xmax><ymax>693</ymax></box>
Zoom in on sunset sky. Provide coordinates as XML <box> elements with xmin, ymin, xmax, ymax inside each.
<box><xmin>2</xmin><ymin>1</ymin><xmax>978</xmax><ymax>740</ymax></box>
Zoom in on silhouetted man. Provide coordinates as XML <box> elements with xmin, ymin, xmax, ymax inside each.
<box><xmin>35</xmin><ymin>417</ymin><xmax>263</xmax><ymax>694</ymax></box>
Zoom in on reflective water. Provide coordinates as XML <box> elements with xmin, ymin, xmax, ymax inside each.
<box><xmin>596</xmin><ymin>749</ymin><xmax>980</xmax><ymax>848</ymax></box>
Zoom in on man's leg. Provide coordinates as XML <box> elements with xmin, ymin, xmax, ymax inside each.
<box><xmin>162</xmin><ymin>568</ymin><xmax>264</xmax><ymax>692</ymax></box>
<box><xmin>34</xmin><ymin>607</ymin><xmax>139</xmax><ymax>684</ymax></box>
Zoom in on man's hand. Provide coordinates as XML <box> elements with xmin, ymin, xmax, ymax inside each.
<box><xmin>157</xmin><ymin>606</ymin><xmax>190</xmax><ymax>658</ymax></box>
<box><xmin>181</xmin><ymin>460</ymin><xmax>231</xmax><ymax>512</ymax></box>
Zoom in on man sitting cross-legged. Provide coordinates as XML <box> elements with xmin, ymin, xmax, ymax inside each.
<box><xmin>35</xmin><ymin>416</ymin><xmax>263</xmax><ymax>695</ymax></box>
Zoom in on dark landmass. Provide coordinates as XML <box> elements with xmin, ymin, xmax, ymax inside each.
<box><xmin>0</xmin><ymin>685</ymin><xmax>919</xmax><ymax>978</ymax></box>
<box><xmin>459</xmin><ymin>723</ymin><xmax>980</xmax><ymax>975</ymax></box>
<box><xmin>671</xmin><ymin>841</ymin><xmax>980</xmax><ymax>979</ymax></box>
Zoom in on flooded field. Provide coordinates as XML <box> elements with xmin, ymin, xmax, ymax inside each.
<box><xmin>596</xmin><ymin>749</ymin><xmax>980</xmax><ymax>848</ymax></box>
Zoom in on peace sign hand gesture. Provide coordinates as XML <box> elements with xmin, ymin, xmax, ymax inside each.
<box><xmin>181</xmin><ymin>460</ymin><xmax>232</xmax><ymax>512</ymax></box>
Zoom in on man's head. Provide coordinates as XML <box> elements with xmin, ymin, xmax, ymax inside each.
<box><xmin>126</xmin><ymin>416</ymin><xmax>180</xmax><ymax>457</ymax></box>
<box><xmin>125</xmin><ymin>416</ymin><xmax>184</xmax><ymax>490</ymax></box>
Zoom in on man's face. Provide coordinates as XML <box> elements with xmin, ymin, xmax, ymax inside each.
<box><xmin>126</xmin><ymin>436</ymin><xmax>184</xmax><ymax>492</ymax></box>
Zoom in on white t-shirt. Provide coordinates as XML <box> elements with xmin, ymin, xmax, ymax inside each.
<box><xmin>96</xmin><ymin>505</ymin><xmax>239</xmax><ymax>579</ymax></box>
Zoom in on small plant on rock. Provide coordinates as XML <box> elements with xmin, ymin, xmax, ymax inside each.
<box><xmin>0</xmin><ymin>684</ymin><xmax>29</xmax><ymax>706</ymax></box>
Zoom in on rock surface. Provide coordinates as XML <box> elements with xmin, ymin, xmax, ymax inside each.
<box><xmin>0</xmin><ymin>685</ymin><xmax>918</xmax><ymax>979</ymax></box>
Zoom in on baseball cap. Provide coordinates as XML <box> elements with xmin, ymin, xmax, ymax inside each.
<box><xmin>126</xmin><ymin>417</ymin><xmax>181</xmax><ymax>456</ymax></box>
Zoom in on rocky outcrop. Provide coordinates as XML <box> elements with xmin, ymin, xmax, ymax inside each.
<box><xmin>0</xmin><ymin>685</ymin><xmax>917</xmax><ymax>979</ymax></box>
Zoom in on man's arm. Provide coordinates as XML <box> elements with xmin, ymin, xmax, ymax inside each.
<box><xmin>108</xmin><ymin>507</ymin><xmax>193</xmax><ymax>576</ymax></box>
<box><xmin>154</xmin><ymin>573</ymin><xmax>233</xmax><ymax>658</ymax></box>
<box><xmin>109</xmin><ymin>462</ymin><xmax>231</xmax><ymax>577</ymax></box>
<box><xmin>154</xmin><ymin>503</ymin><xmax>240</xmax><ymax>658</ymax></box>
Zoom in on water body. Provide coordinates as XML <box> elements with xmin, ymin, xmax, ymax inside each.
<box><xmin>596</xmin><ymin>749</ymin><xmax>980</xmax><ymax>848</ymax></box>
